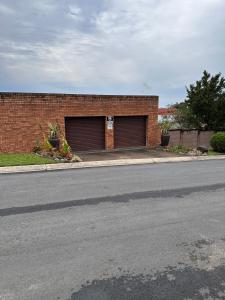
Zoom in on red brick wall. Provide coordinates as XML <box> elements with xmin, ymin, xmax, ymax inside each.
<box><xmin>0</xmin><ymin>93</ymin><xmax>159</xmax><ymax>153</ymax></box>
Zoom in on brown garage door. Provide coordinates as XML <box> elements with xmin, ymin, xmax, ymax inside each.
<box><xmin>114</xmin><ymin>116</ymin><xmax>147</xmax><ymax>148</ymax></box>
<box><xmin>65</xmin><ymin>117</ymin><xmax>105</xmax><ymax>151</ymax></box>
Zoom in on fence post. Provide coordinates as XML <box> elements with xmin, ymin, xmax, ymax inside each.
<box><xmin>180</xmin><ymin>130</ymin><xmax>183</xmax><ymax>146</ymax></box>
<box><xmin>197</xmin><ymin>130</ymin><xmax>200</xmax><ymax>148</ymax></box>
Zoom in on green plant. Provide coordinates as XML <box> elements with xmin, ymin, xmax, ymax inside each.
<box><xmin>62</xmin><ymin>138</ymin><xmax>71</xmax><ymax>153</ymax></box>
<box><xmin>0</xmin><ymin>153</ymin><xmax>55</xmax><ymax>167</ymax></box>
<box><xmin>60</xmin><ymin>138</ymin><xmax>72</xmax><ymax>158</ymax></box>
<box><xmin>48</xmin><ymin>122</ymin><xmax>60</xmax><ymax>139</ymax></box>
<box><xmin>173</xmin><ymin>71</ymin><xmax>225</xmax><ymax>130</ymax></box>
<box><xmin>172</xmin><ymin>102</ymin><xmax>199</xmax><ymax>129</ymax></box>
<box><xmin>43</xmin><ymin>138</ymin><xmax>53</xmax><ymax>152</ymax></box>
<box><xmin>208</xmin><ymin>150</ymin><xmax>223</xmax><ymax>156</ymax></box>
<box><xmin>210</xmin><ymin>132</ymin><xmax>225</xmax><ymax>153</ymax></box>
<box><xmin>159</xmin><ymin>117</ymin><xmax>172</xmax><ymax>135</ymax></box>
<box><xmin>166</xmin><ymin>145</ymin><xmax>191</xmax><ymax>154</ymax></box>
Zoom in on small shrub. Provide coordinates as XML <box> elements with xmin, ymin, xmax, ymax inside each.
<box><xmin>34</xmin><ymin>123</ymin><xmax>76</xmax><ymax>162</ymax></box>
<box><xmin>159</xmin><ymin>117</ymin><xmax>172</xmax><ymax>135</ymax></box>
<box><xmin>210</xmin><ymin>132</ymin><xmax>225</xmax><ymax>153</ymax></box>
<box><xmin>166</xmin><ymin>145</ymin><xmax>191</xmax><ymax>154</ymax></box>
<box><xmin>43</xmin><ymin>138</ymin><xmax>53</xmax><ymax>152</ymax></box>
<box><xmin>48</xmin><ymin>122</ymin><xmax>60</xmax><ymax>139</ymax></box>
<box><xmin>62</xmin><ymin>138</ymin><xmax>71</xmax><ymax>153</ymax></box>
<box><xmin>60</xmin><ymin>138</ymin><xmax>72</xmax><ymax>158</ymax></box>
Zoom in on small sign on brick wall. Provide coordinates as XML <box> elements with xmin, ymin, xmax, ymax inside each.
<box><xmin>107</xmin><ymin>116</ymin><xmax>114</xmax><ymax>130</ymax></box>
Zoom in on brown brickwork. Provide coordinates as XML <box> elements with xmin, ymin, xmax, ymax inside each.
<box><xmin>0</xmin><ymin>92</ymin><xmax>159</xmax><ymax>153</ymax></box>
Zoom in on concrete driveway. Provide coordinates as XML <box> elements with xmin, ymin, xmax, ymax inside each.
<box><xmin>1</xmin><ymin>160</ymin><xmax>225</xmax><ymax>299</ymax></box>
<box><xmin>78</xmin><ymin>148</ymin><xmax>181</xmax><ymax>161</ymax></box>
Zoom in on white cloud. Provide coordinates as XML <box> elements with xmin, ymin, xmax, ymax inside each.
<box><xmin>0</xmin><ymin>3</ymin><xmax>14</xmax><ymax>15</ymax></box>
<box><xmin>68</xmin><ymin>5</ymin><xmax>83</xmax><ymax>20</ymax></box>
<box><xmin>0</xmin><ymin>0</ymin><xmax>225</xmax><ymax>105</ymax></box>
<box><xmin>32</xmin><ymin>0</ymin><xmax>57</xmax><ymax>13</ymax></box>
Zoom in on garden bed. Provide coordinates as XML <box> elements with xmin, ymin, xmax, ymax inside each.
<box><xmin>165</xmin><ymin>145</ymin><xmax>222</xmax><ymax>156</ymax></box>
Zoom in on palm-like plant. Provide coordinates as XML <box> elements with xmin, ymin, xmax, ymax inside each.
<box><xmin>48</xmin><ymin>122</ymin><xmax>60</xmax><ymax>139</ymax></box>
<box><xmin>159</xmin><ymin>117</ymin><xmax>172</xmax><ymax>135</ymax></box>
<box><xmin>159</xmin><ymin>117</ymin><xmax>173</xmax><ymax>146</ymax></box>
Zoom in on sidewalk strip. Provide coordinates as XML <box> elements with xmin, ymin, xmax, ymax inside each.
<box><xmin>0</xmin><ymin>155</ymin><xmax>225</xmax><ymax>174</ymax></box>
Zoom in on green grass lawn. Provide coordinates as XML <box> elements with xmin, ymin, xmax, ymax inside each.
<box><xmin>208</xmin><ymin>150</ymin><xmax>224</xmax><ymax>156</ymax></box>
<box><xmin>0</xmin><ymin>153</ymin><xmax>55</xmax><ymax>167</ymax></box>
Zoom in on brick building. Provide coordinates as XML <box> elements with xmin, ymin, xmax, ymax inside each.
<box><xmin>0</xmin><ymin>92</ymin><xmax>159</xmax><ymax>153</ymax></box>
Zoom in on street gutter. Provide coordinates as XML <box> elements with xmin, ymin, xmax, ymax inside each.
<box><xmin>1</xmin><ymin>155</ymin><xmax>225</xmax><ymax>174</ymax></box>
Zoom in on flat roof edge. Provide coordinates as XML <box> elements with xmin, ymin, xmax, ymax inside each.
<box><xmin>0</xmin><ymin>92</ymin><xmax>158</xmax><ymax>98</ymax></box>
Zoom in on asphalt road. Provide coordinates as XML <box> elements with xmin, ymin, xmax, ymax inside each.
<box><xmin>1</xmin><ymin>160</ymin><xmax>225</xmax><ymax>300</ymax></box>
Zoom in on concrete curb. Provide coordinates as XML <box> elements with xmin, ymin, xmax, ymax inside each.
<box><xmin>1</xmin><ymin>155</ymin><xmax>225</xmax><ymax>174</ymax></box>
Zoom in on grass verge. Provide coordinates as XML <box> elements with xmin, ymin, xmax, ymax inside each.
<box><xmin>164</xmin><ymin>145</ymin><xmax>190</xmax><ymax>154</ymax></box>
<box><xmin>208</xmin><ymin>150</ymin><xmax>224</xmax><ymax>156</ymax></box>
<box><xmin>166</xmin><ymin>146</ymin><xmax>224</xmax><ymax>156</ymax></box>
<box><xmin>0</xmin><ymin>153</ymin><xmax>55</xmax><ymax>167</ymax></box>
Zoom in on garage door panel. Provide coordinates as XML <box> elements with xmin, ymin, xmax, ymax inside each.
<box><xmin>65</xmin><ymin>117</ymin><xmax>105</xmax><ymax>151</ymax></box>
<box><xmin>114</xmin><ymin>116</ymin><xmax>146</xmax><ymax>148</ymax></box>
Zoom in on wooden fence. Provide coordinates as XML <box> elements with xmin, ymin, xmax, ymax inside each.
<box><xmin>168</xmin><ymin>130</ymin><xmax>214</xmax><ymax>149</ymax></box>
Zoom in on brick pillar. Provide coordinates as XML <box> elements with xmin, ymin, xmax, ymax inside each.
<box><xmin>147</xmin><ymin>97</ymin><xmax>160</xmax><ymax>148</ymax></box>
<box><xmin>147</xmin><ymin>118</ymin><xmax>160</xmax><ymax>148</ymax></box>
<box><xmin>105</xmin><ymin>116</ymin><xmax>114</xmax><ymax>150</ymax></box>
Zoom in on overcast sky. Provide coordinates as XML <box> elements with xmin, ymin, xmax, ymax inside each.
<box><xmin>0</xmin><ymin>0</ymin><xmax>224</xmax><ymax>106</ymax></box>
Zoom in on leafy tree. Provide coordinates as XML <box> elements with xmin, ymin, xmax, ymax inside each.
<box><xmin>159</xmin><ymin>116</ymin><xmax>172</xmax><ymax>135</ymax></box>
<box><xmin>172</xmin><ymin>102</ymin><xmax>198</xmax><ymax>129</ymax></box>
<box><xmin>173</xmin><ymin>71</ymin><xmax>225</xmax><ymax>130</ymax></box>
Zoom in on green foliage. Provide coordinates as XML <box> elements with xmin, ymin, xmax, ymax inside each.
<box><xmin>60</xmin><ymin>138</ymin><xmax>72</xmax><ymax>158</ymax></box>
<box><xmin>159</xmin><ymin>116</ymin><xmax>172</xmax><ymax>135</ymax></box>
<box><xmin>48</xmin><ymin>122</ymin><xmax>60</xmax><ymax>139</ymax></box>
<box><xmin>172</xmin><ymin>102</ymin><xmax>199</xmax><ymax>129</ymax></box>
<box><xmin>208</xmin><ymin>150</ymin><xmax>223</xmax><ymax>156</ymax></box>
<box><xmin>210</xmin><ymin>132</ymin><xmax>225</xmax><ymax>153</ymax></box>
<box><xmin>62</xmin><ymin>138</ymin><xmax>71</xmax><ymax>153</ymax></box>
<box><xmin>166</xmin><ymin>145</ymin><xmax>191</xmax><ymax>154</ymax></box>
<box><xmin>34</xmin><ymin>121</ymin><xmax>75</xmax><ymax>162</ymax></box>
<box><xmin>0</xmin><ymin>153</ymin><xmax>54</xmax><ymax>167</ymax></box>
<box><xmin>174</xmin><ymin>71</ymin><xmax>225</xmax><ymax>130</ymax></box>
<box><xmin>43</xmin><ymin>138</ymin><xmax>53</xmax><ymax>151</ymax></box>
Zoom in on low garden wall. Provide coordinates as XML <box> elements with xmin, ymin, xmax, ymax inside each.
<box><xmin>169</xmin><ymin>130</ymin><xmax>214</xmax><ymax>149</ymax></box>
